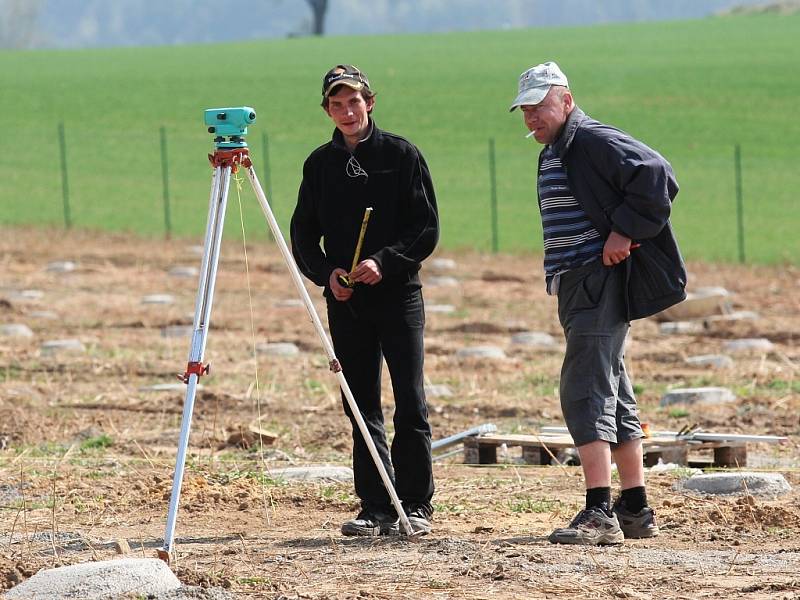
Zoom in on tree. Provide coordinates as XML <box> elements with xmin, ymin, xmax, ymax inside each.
<box><xmin>0</xmin><ymin>0</ymin><xmax>43</xmax><ymax>48</ymax></box>
<box><xmin>306</xmin><ymin>0</ymin><xmax>328</xmax><ymax>35</ymax></box>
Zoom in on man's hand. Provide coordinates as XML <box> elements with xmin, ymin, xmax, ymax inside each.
<box><xmin>349</xmin><ymin>259</ymin><xmax>382</xmax><ymax>286</ymax></box>
<box><xmin>329</xmin><ymin>268</ymin><xmax>354</xmax><ymax>301</ymax></box>
<box><xmin>603</xmin><ymin>231</ymin><xmax>634</xmax><ymax>266</ymax></box>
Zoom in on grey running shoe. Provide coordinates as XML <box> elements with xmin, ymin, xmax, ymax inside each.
<box><xmin>613</xmin><ymin>499</ymin><xmax>660</xmax><ymax>539</ymax></box>
<box><xmin>341</xmin><ymin>509</ymin><xmax>399</xmax><ymax>537</ymax></box>
<box><xmin>548</xmin><ymin>507</ymin><xmax>624</xmax><ymax>545</ymax></box>
<box><xmin>405</xmin><ymin>505</ymin><xmax>433</xmax><ymax>535</ymax></box>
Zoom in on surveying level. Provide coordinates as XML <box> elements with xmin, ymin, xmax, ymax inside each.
<box><xmin>337</xmin><ymin>206</ymin><xmax>373</xmax><ymax>288</ymax></box>
<box><xmin>203</xmin><ymin>106</ymin><xmax>256</xmax><ymax>148</ymax></box>
<box><xmin>158</xmin><ymin>107</ymin><xmax>418</xmax><ymax>563</ymax></box>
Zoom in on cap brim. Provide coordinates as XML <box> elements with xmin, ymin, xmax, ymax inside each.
<box><xmin>324</xmin><ymin>80</ymin><xmax>364</xmax><ymax>98</ymax></box>
<box><xmin>508</xmin><ymin>85</ymin><xmax>550</xmax><ymax>112</ymax></box>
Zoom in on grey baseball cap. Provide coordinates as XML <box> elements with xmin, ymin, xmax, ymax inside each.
<box><xmin>509</xmin><ymin>61</ymin><xmax>569</xmax><ymax>112</ymax></box>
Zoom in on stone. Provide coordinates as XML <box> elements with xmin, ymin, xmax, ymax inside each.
<box><xmin>168</xmin><ymin>266</ymin><xmax>199</xmax><ymax>278</ymax></box>
<box><xmin>429</xmin><ymin>257</ymin><xmax>457</xmax><ymax>271</ymax></box>
<box><xmin>28</xmin><ymin>311</ymin><xmax>58</xmax><ymax>320</ymax></box>
<box><xmin>723</xmin><ymin>338</ymin><xmax>774</xmax><ymax>354</ymax></box>
<box><xmin>658</xmin><ymin>287</ymin><xmax>731</xmax><ymax>320</ymax></box>
<box><xmin>9</xmin><ymin>289</ymin><xmax>44</xmax><ymax>302</ymax></box>
<box><xmin>140</xmin><ymin>383</ymin><xmax>202</xmax><ymax>392</ymax></box>
<box><xmin>660</xmin><ymin>386</ymin><xmax>735</xmax><ymax>406</ymax></box>
<box><xmin>685</xmin><ymin>354</ymin><xmax>734</xmax><ymax>369</ymax></box>
<box><xmin>426</xmin><ymin>276</ymin><xmax>459</xmax><ymax>287</ymax></box>
<box><xmin>40</xmin><ymin>339</ymin><xmax>86</xmax><ymax>355</ymax></box>
<box><xmin>256</xmin><ymin>342</ymin><xmax>300</xmax><ymax>357</ymax></box>
<box><xmin>425</xmin><ymin>384</ymin><xmax>454</xmax><ymax>398</ymax></box>
<box><xmin>142</xmin><ymin>294</ymin><xmax>175</xmax><ymax>305</ymax></box>
<box><xmin>274</xmin><ymin>298</ymin><xmax>305</xmax><ymax>308</ymax></box>
<box><xmin>45</xmin><ymin>260</ymin><xmax>76</xmax><ymax>273</ymax></box>
<box><xmin>162</xmin><ymin>325</ymin><xmax>194</xmax><ymax>338</ymax></box>
<box><xmin>456</xmin><ymin>346</ymin><xmax>507</xmax><ymax>360</ymax></box>
<box><xmin>680</xmin><ymin>472</ymin><xmax>791</xmax><ymax>497</ymax></box>
<box><xmin>426</xmin><ymin>304</ymin><xmax>456</xmax><ymax>314</ymax></box>
<box><xmin>659</xmin><ymin>321</ymin><xmax>705</xmax><ymax>335</ymax></box>
<box><xmin>0</xmin><ymin>324</ymin><xmax>33</xmax><ymax>338</ymax></box>
<box><xmin>4</xmin><ymin>558</ymin><xmax>181</xmax><ymax>599</ymax></box>
<box><xmin>113</xmin><ymin>538</ymin><xmax>131</xmax><ymax>555</ymax></box>
<box><xmin>510</xmin><ymin>331</ymin><xmax>557</xmax><ymax>347</ymax></box>
<box><xmin>270</xmin><ymin>465</ymin><xmax>353</xmax><ymax>483</ymax></box>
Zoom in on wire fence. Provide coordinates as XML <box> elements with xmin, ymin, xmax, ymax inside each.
<box><xmin>2</xmin><ymin>123</ymin><xmax>794</xmax><ymax>265</ymax></box>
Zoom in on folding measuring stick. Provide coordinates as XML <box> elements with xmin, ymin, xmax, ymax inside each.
<box><xmin>337</xmin><ymin>206</ymin><xmax>373</xmax><ymax>288</ymax></box>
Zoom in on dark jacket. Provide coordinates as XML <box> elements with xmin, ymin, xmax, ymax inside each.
<box><xmin>291</xmin><ymin>119</ymin><xmax>439</xmax><ymax>299</ymax></box>
<box><xmin>545</xmin><ymin>106</ymin><xmax>687</xmax><ymax>320</ymax></box>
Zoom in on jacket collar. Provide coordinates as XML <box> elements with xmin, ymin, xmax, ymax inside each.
<box><xmin>331</xmin><ymin>118</ymin><xmax>378</xmax><ymax>154</ymax></box>
<box><xmin>550</xmin><ymin>106</ymin><xmax>585</xmax><ymax>158</ymax></box>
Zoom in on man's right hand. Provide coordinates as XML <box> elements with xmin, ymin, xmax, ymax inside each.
<box><xmin>329</xmin><ymin>268</ymin><xmax>354</xmax><ymax>302</ymax></box>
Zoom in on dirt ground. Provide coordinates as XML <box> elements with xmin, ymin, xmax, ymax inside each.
<box><xmin>1</xmin><ymin>227</ymin><xmax>799</xmax><ymax>599</ymax></box>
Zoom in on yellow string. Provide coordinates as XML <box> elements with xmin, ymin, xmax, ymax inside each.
<box><xmin>232</xmin><ymin>169</ymin><xmax>275</xmax><ymax>525</ymax></box>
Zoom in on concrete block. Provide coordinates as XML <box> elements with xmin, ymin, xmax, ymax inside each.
<box><xmin>270</xmin><ymin>465</ymin><xmax>354</xmax><ymax>483</ymax></box>
<box><xmin>660</xmin><ymin>386</ymin><xmax>736</xmax><ymax>406</ymax></box>
<box><xmin>4</xmin><ymin>558</ymin><xmax>181</xmax><ymax>599</ymax></box>
<box><xmin>40</xmin><ymin>339</ymin><xmax>86</xmax><ymax>355</ymax></box>
<box><xmin>456</xmin><ymin>346</ymin><xmax>507</xmax><ymax>360</ymax></box>
<box><xmin>256</xmin><ymin>342</ymin><xmax>300</xmax><ymax>357</ymax></box>
<box><xmin>680</xmin><ymin>472</ymin><xmax>791</xmax><ymax>497</ymax></box>
<box><xmin>0</xmin><ymin>324</ymin><xmax>33</xmax><ymax>338</ymax></box>
<box><xmin>723</xmin><ymin>338</ymin><xmax>774</xmax><ymax>354</ymax></box>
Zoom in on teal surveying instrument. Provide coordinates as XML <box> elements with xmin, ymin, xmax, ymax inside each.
<box><xmin>158</xmin><ymin>108</ymin><xmax>418</xmax><ymax>562</ymax></box>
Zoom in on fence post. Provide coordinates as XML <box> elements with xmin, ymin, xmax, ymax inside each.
<box><xmin>57</xmin><ymin>122</ymin><xmax>72</xmax><ymax>229</ymax></box>
<box><xmin>488</xmin><ymin>137</ymin><xmax>498</xmax><ymax>253</ymax></box>
<box><xmin>734</xmin><ymin>143</ymin><xmax>745</xmax><ymax>263</ymax></box>
<box><xmin>160</xmin><ymin>126</ymin><xmax>172</xmax><ymax>239</ymax></box>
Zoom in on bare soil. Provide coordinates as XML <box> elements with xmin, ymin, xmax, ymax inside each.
<box><xmin>1</xmin><ymin>227</ymin><xmax>799</xmax><ymax>599</ymax></box>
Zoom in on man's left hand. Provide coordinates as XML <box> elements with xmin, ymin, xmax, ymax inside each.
<box><xmin>349</xmin><ymin>259</ymin><xmax>382</xmax><ymax>285</ymax></box>
<box><xmin>603</xmin><ymin>231</ymin><xmax>633</xmax><ymax>266</ymax></box>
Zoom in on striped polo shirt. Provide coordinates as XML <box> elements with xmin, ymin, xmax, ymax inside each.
<box><xmin>537</xmin><ymin>145</ymin><xmax>603</xmax><ymax>287</ymax></box>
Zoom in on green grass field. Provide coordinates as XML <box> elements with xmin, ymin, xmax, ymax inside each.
<box><xmin>1</xmin><ymin>14</ymin><xmax>798</xmax><ymax>263</ymax></box>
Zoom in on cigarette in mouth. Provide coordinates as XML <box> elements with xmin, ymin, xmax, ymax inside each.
<box><xmin>526</xmin><ymin>130</ymin><xmax>536</xmax><ymax>138</ymax></box>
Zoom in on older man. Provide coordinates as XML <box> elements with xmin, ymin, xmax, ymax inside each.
<box><xmin>511</xmin><ymin>61</ymin><xmax>686</xmax><ymax>545</ymax></box>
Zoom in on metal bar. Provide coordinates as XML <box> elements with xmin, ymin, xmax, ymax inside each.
<box><xmin>244</xmin><ymin>165</ymin><xmax>416</xmax><ymax>537</ymax></box>
<box><xmin>431</xmin><ymin>423</ymin><xmax>497</xmax><ymax>451</ymax></box>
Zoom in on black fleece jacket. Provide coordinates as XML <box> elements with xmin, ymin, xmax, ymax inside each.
<box><xmin>291</xmin><ymin>119</ymin><xmax>439</xmax><ymax>298</ymax></box>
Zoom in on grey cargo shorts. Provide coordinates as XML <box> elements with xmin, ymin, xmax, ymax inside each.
<box><xmin>556</xmin><ymin>259</ymin><xmax>643</xmax><ymax>447</ymax></box>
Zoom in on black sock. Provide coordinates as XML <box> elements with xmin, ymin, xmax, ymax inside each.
<box><xmin>585</xmin><ymin>487</ymin><xmax>611</xmax><ymax>512</ymax></box>
<box><xmin>621</xmin><ymin>486</ymin><xmax>647</xmax><ymax>513</ymax></box>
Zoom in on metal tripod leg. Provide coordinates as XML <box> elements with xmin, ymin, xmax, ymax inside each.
<box><xmin>243</xmin><ymin>165</ymin><xmax>416</xmax><ymax>537</ymax></box>
<box><xmin>159</xmin><ymin>164</ymin><xmax>232</xmax><ymax>560</ymax></box>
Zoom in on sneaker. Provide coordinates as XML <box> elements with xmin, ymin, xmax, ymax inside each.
<box><xmin>341</xmin><ymin>509</ymin><xmax>399</xmax><ymax>537</ymax></box>
<box><xmin>548</xmin><ymin>507</ymin><xmax>624</xmax><ymax>545</ymax></box>
<box><xmin>404</xmin><ymin>504</ymin><xmax>433</xmax><ymax>535</ymax></box>
<box><xmin>613</xmin><ymin>499</ymin><xmax>660</xmax><ymax>539</ymax></box>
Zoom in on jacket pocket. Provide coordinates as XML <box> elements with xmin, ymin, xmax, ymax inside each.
<box><xmin>626</xmin><ymin>239</ymin><xmax>686</xmax><ymax>320</ymax></box>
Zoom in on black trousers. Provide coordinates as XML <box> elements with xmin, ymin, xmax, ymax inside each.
<box><xmin>327</xmin><ymin>288</ymin><xmax>434</xmax><ymax>514</ymax></box>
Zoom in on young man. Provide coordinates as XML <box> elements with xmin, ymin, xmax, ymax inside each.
<box><xmin>291</xmin><ymin>65</ymin><xmax>439</xmax><ymax>536</ymax></box>
<box><xmin>510</xmin><ymin>61</ymin><xmax>686</xmax><ymax>545</ymax></box>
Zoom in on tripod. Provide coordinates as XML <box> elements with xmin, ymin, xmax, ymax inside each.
<box><xmin>157</xmin><ymin>108</ymin><xmax>416</xmax><ymax>562</ymax></box>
